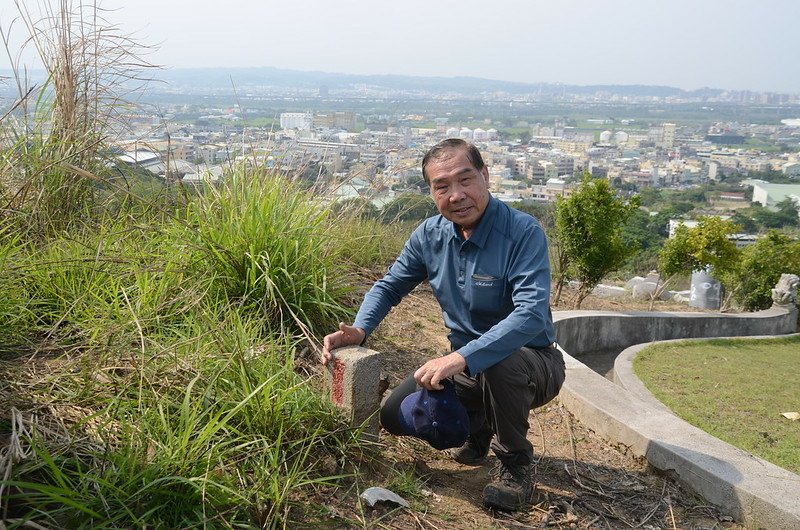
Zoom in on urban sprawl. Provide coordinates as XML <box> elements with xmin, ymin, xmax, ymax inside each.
<box><xmin>112</xmin><ymin>81</ymin><xmax>800</xmax><ymax>241</ymax></box>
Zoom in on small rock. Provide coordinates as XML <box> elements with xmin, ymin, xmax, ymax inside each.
<box><xmin>591</xmin><ymin>284</ymin><xmax>629</xmax><ymax>299</ymax></box>
<box><xmin>672</xmin><ymin>290</ymin><xmax>691</xmax><ymax>303</ymax></box>
<box><xmin>625</xmin><ymin>276</ymin><xmax>646</xmax><ymax>290</ymax></box>
<box><xmin>632</xmin><ymin>282</ymin><xmax>672</xmax><ymax>300</ymax></box>
<box><xmin>360</xmin><ymin>486</ymin><xmax>410</xmax><ymax>509</ymax></box>
<box><xmin>632</xmin><ymin>282</ymin><xmax>658</xmax><ymax>300</ymax></box>
<box><xmin>644</xmin><ymin>270</ymin><xmax>661</xmax><ymax>284</ymax></box>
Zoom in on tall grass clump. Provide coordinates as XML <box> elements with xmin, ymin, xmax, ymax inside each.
<box><xmin>1</xmin><ymin>173</ymin><xmax>373</xmax><ymax>527</ymax></box>
<box><xmin>179</xmin><ymin>169</ymin><xmax>355</xmax><ymax>338</ymax></box>
<box><xmin>0</xmin><ymin>3</ymin><xmax>378</xmax><ymax>526</ymax></box>
<box><xmin>329</xmin><ymin>213</ymin><xmax>412</xmax><ymax>275</ymax></box>
<box><xmin>0</xmin><ymin>0</ymin><xmax>153</xmax><ymax>238</ymax></box>
<box><xmin>1</xmin><ymin>309</ymin><xmax>358</xmax><ymax>529</ymax></box>
<box><xmin>8</xmin><ymin>215</ymin><xmax>193</xmax><ymax>352</ymax></box>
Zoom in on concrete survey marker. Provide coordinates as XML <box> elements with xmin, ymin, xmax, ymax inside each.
<box><xmin>326</xmin><ymin>345</ymin><xmax>382</xmax><ymax>439</ymax></box>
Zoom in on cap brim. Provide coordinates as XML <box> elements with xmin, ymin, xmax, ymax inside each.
<box><xmin>397</xmin><ymin>391</ymin><xmax>422</xmax><ymax>436</ymax></box>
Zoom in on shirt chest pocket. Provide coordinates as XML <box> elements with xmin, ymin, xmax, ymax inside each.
<box><xmin>469</xmin><ymin>273</ymin><xmax>507</xmax><ymax>315</ymax></box>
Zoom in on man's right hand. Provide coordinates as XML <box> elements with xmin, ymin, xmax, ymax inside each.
<box><xmin>321</xmin><ymin>322</ymin><xmax>366</xmax><ymax>366</ymax></box>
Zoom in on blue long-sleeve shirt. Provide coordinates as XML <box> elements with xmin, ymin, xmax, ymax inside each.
<box><xmin>353</xmin><ymin>196</ymin><xmax>556</xmax><ymax>375</ymax></box>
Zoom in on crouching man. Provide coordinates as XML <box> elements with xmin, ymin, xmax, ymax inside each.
<box><xmin>321</xmin><ymin>138</ymin><xmax>565</xmax><ymax>511</ymax></box>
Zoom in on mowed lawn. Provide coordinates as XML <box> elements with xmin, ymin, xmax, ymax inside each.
<box><xmin>633</xmin><ymin>335</ymin><xmax>800</xmax><ymax>475</ymax></box>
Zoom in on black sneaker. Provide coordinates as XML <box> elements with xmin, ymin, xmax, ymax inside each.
<box><xmin>449</xmin><ymin>438</ymin><xmax>490</xmax><ymax>465</ymax></box>
<box><xmin>482</xmin><ymin>462</ymin><xmax>533</xmax><ymax>511</ymax></box>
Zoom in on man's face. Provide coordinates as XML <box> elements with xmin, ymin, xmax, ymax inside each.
<box><xmin>426</xmin><ymin>148</ymin><xmax>491</xmax><ymax>236</ymax></box>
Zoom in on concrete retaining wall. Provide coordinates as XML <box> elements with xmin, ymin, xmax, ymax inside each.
<box><xmin>553</xmin><ymin>305</ymin><xmax>799</xmax><ymax>528</ymax></box>
<box><xmin>553</xmin><ymin>305</ymin><xmax>797</xmax><ymax>355</ymax></box>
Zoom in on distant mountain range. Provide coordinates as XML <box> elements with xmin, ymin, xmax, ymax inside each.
<box><xmin>0</xmin><ymin>66</ymin><xmax>743</xmax><ymax>98</ymax></box>
<box><xmin>151</xmin><ymin>66</ymin><xmax>727</xmax><ymax>98</ymax></box>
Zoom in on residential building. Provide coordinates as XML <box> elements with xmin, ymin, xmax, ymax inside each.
<box><xmin>280</xmin><ymin>112</ymin><xmax>313</xmax><ymax>131</ymax></box>
<box><xmin>660</xmin><ymin>123</ymin><xmax>676</xmax><ymax>149</ymax></box>
<box><xmin>751</xmin><ymin>182</ymin><xmax>800</xmax><ymax>209</ymax></box>
<box><xmin>782</xmin><ymin>162</ymin><xmax>800</xmax><ymax>177</ymax></box>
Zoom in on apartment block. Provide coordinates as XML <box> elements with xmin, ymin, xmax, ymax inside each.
<box><xmin>280</xmin><ymin>112</ymin><xmax>313</xmax><ymax>130</ymax></box>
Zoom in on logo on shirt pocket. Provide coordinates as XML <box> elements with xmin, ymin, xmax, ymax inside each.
<box><xmin>472</xmin><ymin>273</ymin><xmax>499</xmax><ymax>288</ymax></box>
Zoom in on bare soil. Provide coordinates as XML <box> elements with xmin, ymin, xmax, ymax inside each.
<box><xmin>345</xmin><ymin>284</ymin><xmax>744</xmax><ymax>530</ymax></box>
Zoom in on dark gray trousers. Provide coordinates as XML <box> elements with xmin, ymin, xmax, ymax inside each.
<box><xmin>380</xmin><ymin>345</ymin><xmax>565</xmax><ymax>466</ymax></box>
<box><xmin>454</xmin><ymin>345</ymin><xmax>565</xmax><ymax>465</ymax></box>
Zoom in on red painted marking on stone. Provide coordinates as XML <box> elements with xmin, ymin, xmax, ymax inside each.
<box><xmin>331</xmin><ymin>358</ymin><xmax>345</xmax><ymax>405</ymax></box>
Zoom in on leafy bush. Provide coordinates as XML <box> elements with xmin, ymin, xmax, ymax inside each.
<box><xmin>721</xmin><ymin>231</ymin><xmax>800</xmax><ymax>311</ymax></box>
<box><xmin>658</xmin><ymin>216</ymin><xmax>740</xmax><ymax>279</ymax></box>
<box><xmin>554</xmin><ymin>174</ymin><xmax>639</xmax><ymax>308</ymax></box>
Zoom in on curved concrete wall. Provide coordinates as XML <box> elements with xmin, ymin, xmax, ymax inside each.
<box><xmin>553</xmin><ymin>305</ymin><xmax>797</xmax><ymax>355</ymax></box>
<box><xmin>552</xmin><ymin>305</ymin><xmax>799</xmax><ymax>528</ymax></box>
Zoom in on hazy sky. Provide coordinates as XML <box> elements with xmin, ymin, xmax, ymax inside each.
<box><xmin>1</xmin><ymin>0</ymin><xmax>799</xmax><ymax>93</ymax></box>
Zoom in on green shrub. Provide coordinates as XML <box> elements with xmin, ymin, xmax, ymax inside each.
<box><xmin>722</xmin><ymin>230</ymin><xmax>800</xmax><ymax>311</ymax></box>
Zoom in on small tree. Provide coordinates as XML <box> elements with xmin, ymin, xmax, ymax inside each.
<box><xmin>654</xmin><ymin>216</ymin><xmax>740</xmax><ymax>310</ymax></box>
<box><xmin>550</xmin><ymin>228</ymin><xmax>571</xmax><ymax>305</ymax></box>
<box><xmin>718</xmin><ymin>230</ymin><xmax>800</xmax><ymax>311</ymax></box>
<box><xmin>554</xmin><ymin>174</ymin><xmax>639</xmax><ymax>308</ymax></box>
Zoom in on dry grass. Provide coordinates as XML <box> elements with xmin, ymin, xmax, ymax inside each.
<box><xmin>0</xmin><ymin>0</ymin><xmax>155</xmax><ymax>237</ymax></box>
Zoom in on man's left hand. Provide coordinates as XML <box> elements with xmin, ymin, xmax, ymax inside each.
<box><xmin>414</xmin><ymin>352</ymin><xmax>467</xmax><ymax>390</ymax></box>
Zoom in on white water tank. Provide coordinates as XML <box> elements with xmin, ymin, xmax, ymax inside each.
<box><xmin>689</xmin><ymin>270</ymin><xmax>722</xmax><ymax>310</ymax></box>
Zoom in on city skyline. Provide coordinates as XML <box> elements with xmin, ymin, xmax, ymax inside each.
<box><xmin>0</xmin><ymin>0</ymin><xmax>799</xmax><ymax>94</ymax></box>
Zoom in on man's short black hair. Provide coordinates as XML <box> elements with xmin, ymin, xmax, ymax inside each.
<box><xmin>421</xmin><ymin>138</ymin><xmax>486</xmax><ymax>185</ymax></box>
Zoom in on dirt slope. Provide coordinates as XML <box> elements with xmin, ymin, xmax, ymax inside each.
<box><xmin>355</xmin><ymin>284</ymin><xmax>743</xmax><ymax>530</ymax></box>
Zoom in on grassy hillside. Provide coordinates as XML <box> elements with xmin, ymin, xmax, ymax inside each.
<box><xmin>0</xmin><ymin>167</ymin><xmax>409</xmax><ymax>528</ymax></box>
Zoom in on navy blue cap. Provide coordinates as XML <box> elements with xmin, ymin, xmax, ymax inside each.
<box><xmin>397</xmin><ymin>379</ymin><xmax>469</xmax><ymax>450</ymax></box>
